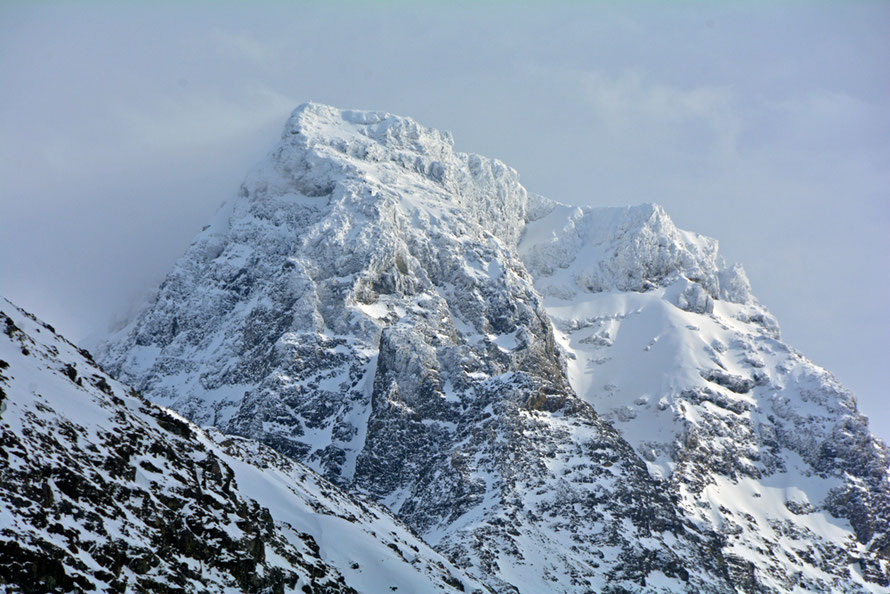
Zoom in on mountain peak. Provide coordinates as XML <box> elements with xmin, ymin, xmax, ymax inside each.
<box><xmin>284</xmin><ymin>102</ymin><xmax>456</xmax><ymax>155</ymax></box>
<box><xmin>239</xmin><ymin>101</ymin><xmax>529</xmax><ymax>248</ymax></box>
<box><xmin>96</xmin><ymin>103</ymin><xmax>890</xmax><ymax>593</ymax></box>
<box><xmin>520</xmin><ymin>195</ymin><xmax>755</xmax><ymax>307</ymax></box>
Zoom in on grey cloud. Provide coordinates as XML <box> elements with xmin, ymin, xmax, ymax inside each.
<box><xmin>0</xmin><ymin>1</ymin><xmax>887</xmax><ymax>441</ymax></box>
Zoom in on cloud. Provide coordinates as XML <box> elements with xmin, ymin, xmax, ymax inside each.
<box><xmin>110</xmin><ymin>87</ymin><xmax>295</xmax><ymax>156</ymax></box>
<box><xmin>195</xmin><ymin>28</ymin><xmax>278</xmax><ymax>69</ymax></box>
<box><xmin>760</xmin><ymin>90</ymin><xmax>890</xmax><ymax>156</ymax></box>
<box><xmin>0</xmin><ymin>1</ymin><xmax>886</xmax><ymax>441</ymax></box>
<box><xmin>1</xmin><ymin>82</ymin><xmax>294</xmax><ymax>189</ymax></box>
<box><xmin>572</xmin><ymin>69</ymin><xmax>742</xmax><ymax>161</ymax></box>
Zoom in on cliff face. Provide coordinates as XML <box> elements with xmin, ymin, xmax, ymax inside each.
<box><xmin>98</xmin><ymin>103</ymin><xmax>889</xmax><ymax>592</ymax></box>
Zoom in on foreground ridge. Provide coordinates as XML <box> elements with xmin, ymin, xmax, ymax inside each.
<box><xmin>99</xmin><ymin>102</ymin><xmax>889</xmax><ymax>592</ymax></box>
<box><xmin>0</xmin><ymin>298</ymin><xmax>484</xmax><ymax>593</ymax></box>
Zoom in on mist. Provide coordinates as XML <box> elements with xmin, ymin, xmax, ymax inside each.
<box><xmin>1</xmin><ymin>2</ymin><xmax>887</xmax><ymax>440</ymax></box>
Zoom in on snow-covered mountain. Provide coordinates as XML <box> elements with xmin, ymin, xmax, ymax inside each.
<box><xmin>520</xmin><ymin>200</ymin><xmax>890</xmax><ymax>591</ymax></box>
<box><xmin>0</xmin><ymin>299</ymin><xmax>485</xmax><ymax>593</ymax></box>
<box><xmin>97</xmin><ymin>102</ymin><xmax>889</xmax><ymax>592</ymax></box>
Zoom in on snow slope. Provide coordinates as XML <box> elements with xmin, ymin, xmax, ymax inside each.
<box><xmin>0</xmin><ymin>298</ymin><xmax>484</xmax><ymax>593</ymax></box>
<box><xmin>98</xmin><ymin>102</ymin><xmax>889</xmax><ymax>592</ymax></box>
<box><xmin>520</xmin><ymin>197</ymin><xmax>890</xmax><ymax>591</ymax></box>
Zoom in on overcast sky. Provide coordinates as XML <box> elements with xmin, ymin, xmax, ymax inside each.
<box><xmin>1</xmin><ymin>2</ymin><xmax>887</xmax><ymax>441</ymax></box>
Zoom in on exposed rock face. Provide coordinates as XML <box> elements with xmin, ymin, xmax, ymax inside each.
<box><xmin>98</xmin><ymin>103</ymin><xmax>889</xmax><ymax>592</ymax></box>
<box><xmin>0</xmin><ymin>300</ymin><xmax>484</xmax><ymax>593</ymax></box>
